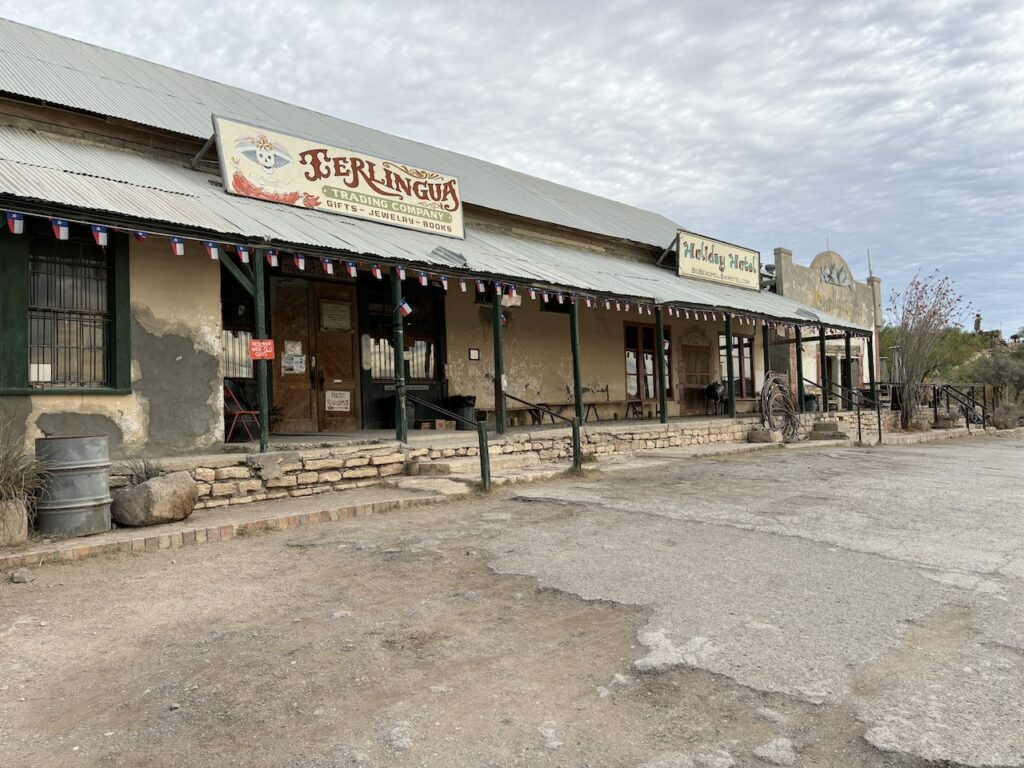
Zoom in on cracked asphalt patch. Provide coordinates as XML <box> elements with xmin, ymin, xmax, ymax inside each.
<box><xmin>502</xmin><ymin>437</ymin><xmax>1024</xmax><ymax>766</ymax></box>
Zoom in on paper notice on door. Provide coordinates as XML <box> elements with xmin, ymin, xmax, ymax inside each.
<box><xmin>325</xmin><ymin>390</ymin><xmax>352</xmax><ymax>412</ymax></box>
<box><xmin>281</xmin><ymin>354</ymin><xmax>306</xmax><ymax>375</ymax></box>
<box><xmin>321</xmin><ymin>300</ymin><xmax>352</xmax><ymax>331</ymax></box>
<box><xmin>284</xmin><ymin>340</ymin><xmax>302</xmax><ymax>356</ymax></box>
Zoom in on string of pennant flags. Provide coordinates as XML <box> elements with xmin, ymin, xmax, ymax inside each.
<box><xmin>4</xmin><ymin>209</ymin><xmax>820</xmax><ymax>333</ymax></box>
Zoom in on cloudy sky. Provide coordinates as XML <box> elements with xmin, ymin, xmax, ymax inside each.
<box><xmin>4</xmin><ymin>0</ymin><xmax>1023</xmax><ymax>333</ymax></box>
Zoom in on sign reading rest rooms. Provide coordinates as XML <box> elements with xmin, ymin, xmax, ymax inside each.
<box><xmin>213</xmin><ymin>116</ymin><xmax>464</xmax><ymax>239</ymax></box>
<box><xmin>676</xmin><ymin>230</ymin><xmax>760</xmax><ymax>291</ymax></box>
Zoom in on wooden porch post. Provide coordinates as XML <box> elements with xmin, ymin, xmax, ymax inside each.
<box><xmin>492</xmin><ymin>287</ymin><xmax>506</xmax><ymax>434</ymax></box>
<box><xmin>795</xmin><ymin>326</ymin><xmax>806</xmax><ymax>412</ymax></box>
<box><xmin>724</xmin><ymin>314</ymin><xmax>736</xmax><ymax>418</ymax></box>
<box><xmin>253</xmin><ymin>248</ymin><xmax>269</xmax><ymax>453</ymax></box>
<box><xmin>819</xmin><ymin>325</ymin><xmax>829</xmax><ymax>411</ymax></box>
<box><xmin>570</xmin><ymin>297</ymin><xmax>584</xmax><ymax>424</ymax></box>
<box><xmin>391</xmin><ymin>267</ymin><xmax>407</xmax><ymax>443</ymax></box>
<box><xmin>654</xmin><ymin>307</ymin><xmax>668</xmax><ymax>424</ymax></box>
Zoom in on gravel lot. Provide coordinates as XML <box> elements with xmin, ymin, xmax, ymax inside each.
<box><xmin>1</xmin><ymin>435</ymin><xmax>1021</xmax><ymax>767</ymax></box>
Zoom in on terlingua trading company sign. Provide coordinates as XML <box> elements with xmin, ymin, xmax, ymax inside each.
<box><xmin>213</xmin><ymin>116</ymin><xmax>464</xmax><ymax>239</ymax></box>
<box><xmin>676</xmin><ymin>230</ymin><xmax>760</xmax><ymax>291</ymax></box>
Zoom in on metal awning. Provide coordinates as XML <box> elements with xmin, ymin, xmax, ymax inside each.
<box><xmin>0</xmin><ymin>125</ymin><xmax>868</xmax><ymax>332</ymax></box>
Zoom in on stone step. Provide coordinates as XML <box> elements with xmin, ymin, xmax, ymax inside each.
<box><xmin>812</xmin><ymin>421</ymin><xmax>843</xmax><ymax>433</ymax></box>
<box><xmin>408</xmin><ymin>451</ymin><xmax>544</xmax><ymax>476</ymax></box>
<box><xmin>808</xmin><ymin>431</ymin><xmax>850</xmax><ymax>441</ymax></box>
<box><xmin>448</xmin><ymin>461</ymin><xmax>580</xmax><ymax>487</ymax></box>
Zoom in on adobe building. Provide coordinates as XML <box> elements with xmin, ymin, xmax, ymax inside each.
<box><xmin>0</xmin><ymin>19</ymin><xmax>872</xmax><ymax>461</ymax></box>
<box><xmin>767</xmin><ymin>248</ymin><xmax>883</xmax><ymax>409</ymax></box>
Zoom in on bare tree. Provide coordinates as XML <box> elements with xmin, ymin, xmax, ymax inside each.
<box><xmin>887</xmin><ymin>271</ymin><xmax>970</xmax><ymax>429</ymax></box>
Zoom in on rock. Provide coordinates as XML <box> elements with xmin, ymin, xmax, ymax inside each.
<box><xmin>386</xmin><ymin>721</ymin><xmax>413</xmax><ymax>751</ymax></box>
<box><xmin>169</xmin><ymin>702</ymin><xmax>180</xmax><ymax>711</ymax></box>
<box><xmin>757</xmin><ymin>707</ymin><xmax>785</xmax><ymax>723</ymax></box>
<box><xmin>112</xmin><ymin>472</ymin><xmax>198</xmax><ymax>527</ymax></box>
<box><xmin>695</xmin><ymin>750</ymin><xmax>735</xmax><ymax>768</ymax></box>
<box><xmin>537</xmin><ymin>720</ymin><xmax>563</xmax><ymax>750</ymax></box>
<box><xmin>754</xmin><ymin>738</ymin><xmax>796</xmax><ymax>766</ymax></box>
<box><xmin>10</xmin><ymin>567</ymin><xmax>34</xmax><ymax>584</ymax></box>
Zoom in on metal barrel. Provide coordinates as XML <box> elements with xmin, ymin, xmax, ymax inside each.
<box><xmin>34</xmin><ymin>435</ymin><xmax>112</xmax><ymax>536</ymax></box>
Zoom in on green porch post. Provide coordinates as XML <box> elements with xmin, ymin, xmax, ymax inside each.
<box><xmin>761</xmin><ymin>321</ymin><xmax>771</xmax><ymax>377</ymax></box>
<box><xmin>253</xmin><ymin>249</ymin><xmax>270</xmax><ymax>453</ymax></box>
<box><xmin>819</xmin><ymin>324</ymin><xmax>829</xmax><ymax>412</ymax></box>
<box><xmin>391</xmin><ymin>267</ymin><xmax>407</xmax><ymax>443</ymax></box>
<box><xmin>654</xmin><ymin>307</ymin><xmax>668</xmax><ymax>423</ymax></box>
<box><xmin>795</xmin><ymin>326</ymin><xmax>806</xmax><ymax>412</ymax></box>
<box><xmin>843</xmin><ymin>330</ymin><xmax>853</xmax><ymax>409</ymax></box>
<box><xmin>724</xmin><ymin>313</ymin><xmax>736</xmax><ymax>418</ymax></box>
<box><xmin>570</xmin><ymin>297</ymin><xmax>584</xmax><ymax>424</ymax></box>
<box><xmin>866</xmin><ymin>333</ymin><xmax>877</xmax><ymax>402</ymax></box>
<box><xmin>492</xmin><ymin>286</ymin><xmax>506</xmax><ymax>434</ymax></box>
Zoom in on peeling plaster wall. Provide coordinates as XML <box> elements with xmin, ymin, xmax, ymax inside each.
<box><xmin>22</xmin><ymin>237</ymin><xmax>223</xmax><ymax>457</ymax></box>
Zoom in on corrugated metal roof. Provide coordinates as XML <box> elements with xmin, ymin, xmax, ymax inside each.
<box><xmin>0</xmin><ymin>124</ymin><xmax>866</xmax><ymax>331</ymax></box>
<box><xmin>0</xmin><ymin>18</ymin><xmax>681</xmax><ymax>249</ymax></box>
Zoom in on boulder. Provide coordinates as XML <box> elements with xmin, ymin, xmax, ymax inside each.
<box><xmin>112</xmin><ymin>472</ymin><xmax>198</xmax><ymax>527</ymax></box>
<box><xmin>1</xmin><ymin>499</ymin><xmax>28</xmax><ymax>546</ymax></box>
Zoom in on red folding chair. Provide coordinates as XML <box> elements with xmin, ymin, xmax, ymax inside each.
<box><xmin>224</xmin><ymin>383</ymin><xmax>260</xmax><ymax>442</ymax></box>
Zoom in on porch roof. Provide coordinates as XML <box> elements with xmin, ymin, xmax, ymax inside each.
<box><xmin>0</xmin><ymin>124</ymin><xmax>868</xmax><ymax>332</ymax></box>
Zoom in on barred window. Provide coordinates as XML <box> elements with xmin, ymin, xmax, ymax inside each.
<box><xmin>28</xmin><ymin>236</ymin><xmax>111</xmax><ymax>388</ymax></box>
<box><xmin>222</xmin><ymin>329</ymin><xmax>254</xmax><ymax>379</ymax></box>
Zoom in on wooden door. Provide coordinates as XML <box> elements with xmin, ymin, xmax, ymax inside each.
<box><xmin>313</xmin><ymin>282</ymin><xmax>360</xmax><ymax>431</ymax></box>
<box><xmin>271</xmin><ymin>278</ymin><xmax>316</xmax><ymax>433</ymax></box>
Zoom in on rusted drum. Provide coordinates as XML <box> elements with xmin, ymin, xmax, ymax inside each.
<box><xmin>34</xmin><ymin>435</ymin><xmax>112</xmax><ymax>536</ymax></box>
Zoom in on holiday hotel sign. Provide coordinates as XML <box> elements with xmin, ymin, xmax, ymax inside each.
<box><xmin>213</xmin><ymin>116</ymin><xmax>464</xmax><ymax>239</ymax></box>
<box><xmin>676</xmin><ymin>230</ymin><xmax>760</xmax><ymax>291</ymax></box>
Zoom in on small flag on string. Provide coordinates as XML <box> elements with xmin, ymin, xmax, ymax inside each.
<box><xmin>569</xmin><ymin>294</ymin><xmax>576</xmax><ymax>304</ymax></box>
<box><xmin>637</xmin><ymin>303</ymin><xmax>644</xmax><ymax>315</ymax></box>
<box><xmin>508</xmin><ymin>284</ymin><xmax>517</xmax><ymax>297</ymax></box>
<box><xmin>646</xmin><ymin>305</ymin><xmax>652</xmax><ymax>316</ymax></box>
<box><xmin>475</xmin><ymin>279</ymin><xmax>486</xmax><ymax>293</ymax></box>
<box><xmin>169</xmin><ymin>236</ymin><xmax>185</xmax><ymax>256</ymax></box>
<box><xmin>204</xmin><ymin>241</ymin><xmax>219</xmax><ymax>260</ymax></box>
<box><xmin>584</xmin><ymin>296</ymin><xmax>593</xmax><ymax>308</ymax></box>
<box><xmin>371</xmin><ymin>264</ymin><xmax>382</xmax><ymax>279</ymax></box>
<box><xmin>529</xmin><ymin>287</ymin><xmax>538</xmax><ymax>300</ymax></box>
<box><xmin>322</xmin><ymin>258</ymin><xmax>334</xmax><ymax>275</ymax></box>
<box><xmin>266</xmin><ymin>249</ymin><xmax>279</xmax><ymax>267</ymax></box>
<box><xmin>236</xmin><ymin>245</ymin><xmax>250</xmax><ymax>264</ymax></box>
<box><xmin>684</xmin><ymin>309</ymin><xmax>690</xmax><ymax>319</ymax></box>
<box><xmin>459</xmin><ymin>277</ymin><xmax>467</xmax><ymax>292</ymax></box>
<box><xmin>542</xmin><ymin>291</ymin><xmax>550</xmax><ymax>303</ymax></box>
<box><xmin>5</xmin><ymin>212</ymin><xmax>24</xmax><ymax>234</ymax></box>
<box><xmin>615</xmin><ymin>301</ymin><xmax>621</xmax><ymax>311</ymax></box>
<box><xmin>624</xmin><ymin>302</ymin><xmax>631</xmax><ymax>312</ymax></box>
<box><xmin>133</xmin><ymin>231</ymin><xmax>147</xmax><ymax>241</ymax></box>
<box><xmin>418</xmin><ymin>271</ymin><xmax>429</xmax><ymax>286</ymax></box>
<box><xmin>52</xmin><ymin>219</ymin><xmax>69</xmax><ymax>240</ymax></box>
<box><xmin>397</xmin><ymin>265</ymin><xmax>407</xmax><ymax>280</ymax></box>
<box><xmin>440</xmin><ymin>275</ymin><xmax>449</xmax><ymax>291</ymax></box>
<box><xmin>603</xmin><ymin>298</ymin><xmax>611</xmax><ymax>310</ymax></box>
<box><xmin>398</xmin><ymin>298</ymin><xmax>413</xmax><ymax>317</ymax></box>
<box><xmin>702</xmin><ymin>312</ymin><xmax>708</xmax><ymax>321</ymax></box>
<box><xmin>293</xmin><ymin>254</ymin><xmax>306</xmax><ymax>271</ymax></box>
<box><xmin>347</xmin><ymin>261</ymin><xmax>358</xmax><ymax>278</ymax></box>
<box><xmin>494</xmin><ymin>282</ymin><xmax>503</xmax><ymax>296</ymax></box>
<box><xmin>557</xmin><ymin>293</ymin><xmax>565</xmax><ymax>305</ymax></box>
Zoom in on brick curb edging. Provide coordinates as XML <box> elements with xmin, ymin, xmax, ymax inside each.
<box><xmin>0</xmin><ymin>494</ymin><xmax>449</xmax><ymax>572</ymax></box>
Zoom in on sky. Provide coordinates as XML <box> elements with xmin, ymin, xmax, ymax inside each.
<box><xmin>3</xmin><ymin>0</ymin><xmax>1023</xmax><ymax>334</ymax></box>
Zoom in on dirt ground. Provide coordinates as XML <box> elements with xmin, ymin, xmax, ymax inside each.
<box><xmin>2</xmin><ymin>437</ymin><xmax>1021</xmax><ymax>767</ymax></box>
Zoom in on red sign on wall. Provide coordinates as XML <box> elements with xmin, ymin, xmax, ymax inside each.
<box><xmin>248</xmin><ymin>339</ymin><xmax>275</xmax><ymax>360</ymax></box>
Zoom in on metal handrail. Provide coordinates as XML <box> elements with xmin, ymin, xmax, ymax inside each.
<box><xmin>899</xmin><ymin>383</ymin><xmax>989</xmax><ymax>432</ymax></box>
<box><xmin>504</xmin><ymin>392</ymin><xmax>583</xmax><ymax>471</ymax></box>
<box><xmin>943</xmin><ymin>384</ymin><xmax>989</xmax><ymax>430</ymax></box>
<box><xmin>802</xmin><ymin>377</ymin><xmax>882</xmax><ymax>445</ymax></box>
<box><xmin>404</xmin><ymin>393</ymin><xmax>491</xmax><ymax>491</ymax></box>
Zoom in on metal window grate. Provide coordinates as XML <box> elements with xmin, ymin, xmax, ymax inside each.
<box><xmin>222</xmin><ymin>330</ymin><xmax>254</xmax><ymax>378</ymax></box>
<box><xmin>27</xmin><ymin>237</ymin><xmax>111</xmax><ymax>389</ymax></box>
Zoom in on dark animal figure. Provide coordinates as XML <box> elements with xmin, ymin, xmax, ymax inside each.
<box><xmin>705</xmin><ymin>381</ymin><xmax>726</xmax><ymax>415</ymax></box>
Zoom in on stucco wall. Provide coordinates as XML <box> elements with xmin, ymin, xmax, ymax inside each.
<box><xmin>20</xmin><ymin>237</ymin><xmax>223</xmax><ymax>457</ymax></box>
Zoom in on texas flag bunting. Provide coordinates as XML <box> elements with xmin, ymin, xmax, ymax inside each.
<box><xmin>236</xmin><ymin>245</ymin><xmax>250</xmax><ymax>264</ymax></box>
<box><xmin>398</xmin><ymin>298</ymin><xmax>413</xmax><ymax>317</ymax></box>
<box><xmin>51</xmin><ymin>219</ymin><xmax>69</xmax><ymax>240</ymax></box>
<box><xmin>293</xmin><ymin>254</ymin><xmax>306</xmax><ymax>271</ymax></box>
<box><xmin>459</xmin><ymin>277</ymin><xmax>467</xmax><ymax>292</ymax></box>
<box><xmin>475</xmin><ymin>279</ymin><xmax>486</xmax><ymax>293</ymax></box>
<box><xmin>584</xmin><ymin>296</ymin><xmax>592</xmax><ymax>308</ymax></box>
<box><xmin>5</xmin><ymin>212</ymin><xmax>24</xmax><ymax>234</ymax></box>
<box><xmin>508</xmin><ymin>284</ymin><xmax>517</xmax><ymax>298</ymax></box>
<box><xmin>371</xmin><ymin>264</ymin><xmax>382</xmax><ymax>280</ymax></box>
<box><xmin>169</xmin><ymin>236</ymin><xmax>185</xmax><ymax>256</ymax></box>
<box><xmin>204</xmin><ymin>242</ymin><xmax>219</xmax><ymax>260</ymax></box>
<box><xmin>347</xmin><ymin>261</ymin><xmax>358</xmax><ymax>278</ymax></box>
<box><xmin>556</xmin><ymin>293</ymin><xmax>565</xmax><ymax>305</ymax></box>
<box><xmin>603</xmin><ymin>298</ymin><xmax>611</xmax><ymax>310</ymax></box>
<box><xmin>266</xmin><ymin>249</ymin><xmax>279</xmax><ymax>267</ymax></box>
<box><xmin>89</xmin><ymin>224</ymin><xmax>107</xmax><ymax>246</ymax></box>
<box><xmin>133</xmin><ymin>231</ymin><xmax>147</xmax><ymax>241</ymax></box>
<box><xmin>418</xmin><ymin>271</ymin><xmax>429</xmax><ymax>287</ymax></box>
<box><xmin>440</xmin><ymin>275</ymin><xmax>449</xmax><ymax>291</ymax></box>
<box><xmin>322</xmin><ymin>258</ymin><xmax>334</xmax><ymax>275</ymax></box>
<box><xmin>528</xmin><ymin>287</ymin><xmax>537</xmax><ymax>300</ymax></box>
<box><xmin>397</xmin><ymin>266</ymin><xmax>407</xmax><ymax>280</ymax></box>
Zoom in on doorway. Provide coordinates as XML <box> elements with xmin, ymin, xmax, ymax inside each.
<box><xmin>270</xmin><ymin>277</ymin><xmax>360</xmax><ymax>433</ymax></box>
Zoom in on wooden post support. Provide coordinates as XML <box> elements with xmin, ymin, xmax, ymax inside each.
<box><xmin>253</xmin><ymin>248</ymin><xmax>270</xmax><ymax>453</ymax></box>
<box><xmin>819</xmin><ymin>324</ymin><xmax>829</xmax><ymax>412</ymax></box>
<box><xmin>761</xmin><ymin>322</ymin><xmax>771</xmax><ymax>378</ymax></box>
<box><xmin>492</xmin><ymin>288</ymin><xmax>506</xmax><ymax>434</ymax></box>
<box><xmin>795</xmin><ymin>326</ymin><xmax>806</xmax><ymax>412</ymax></box>
<box><xmin>570</xmin><ymin>298</ymin><xmax>585</xmax><ymax>425</ymax></box>
<box><xmin>391</xmin><ymin>267</ymin><xmax>407</xmax><ymax>443</ymax></box>
<box><xmin>724</xmin><ymin>314</ymin><xmax>736</xmax><ymax>418</ymax></box>
<box><xmin>654</xmin><ymin>307</ymin><xmax>669</xmax><ymax>424</ymax></box>
<box><xmin>866</xmin><ymin>333</ymin><xmax>877</xmax><ymax>403</ymax></box>
<box><xmin>844</xmin><ymin>330</ymin><xmax>853</xmax><ymax>409</ymax></box>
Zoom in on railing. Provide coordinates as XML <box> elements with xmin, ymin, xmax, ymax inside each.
<box><xmin>891</xmin><ymin>383</ymin><xmax>992</xmax><ymax>433</ymax></box>
<box><xmin>802</xmin><ymin>377</ymin><xmax>883</xmax><ymax>445</ymax></box>
<box><xmin>941</xmin><ymin>384</ymin><xmax>990</xmax><ymax>431</ymax></box>
<box><xmin>404</xmin><ymin>392</ymin><xmax>491</xmax><ymax>491</ymax></box>
<box><xmin>504</xmin><ymin>392</ymin><xmax>583</xmax><ymax>471</ymax></box>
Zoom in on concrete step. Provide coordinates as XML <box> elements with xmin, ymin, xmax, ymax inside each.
<box><xmin>409</xmin><ymin>451</ymin><xmax>543</xmax><ymax>476</ymax></box>
<box><xmin>812</xmin><ymin>421</ymin><xmax>843</xmax><ymax>433</ymax></box>
<box><xmin>448</xmin><ymin>461</ymin><xmax>582</xmax><ymax>487</ymax></box>
<box><xmin>808</xmin><ymin>431</ymin><xmax>850</xmax><ymax>441</ymax></box>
